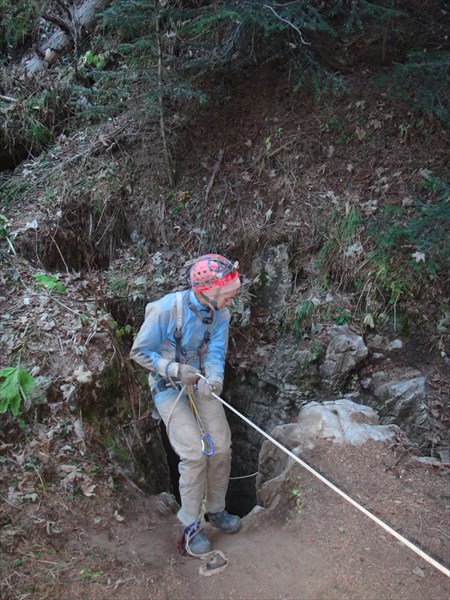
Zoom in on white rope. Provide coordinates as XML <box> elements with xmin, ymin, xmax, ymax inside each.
<box><xmin>196</xmin><ymin>374</ymin><xmax>450</xmax><ymax>579</ymax></box>
<box><xmin>229</xmin><ymin>471</ymin><xmax>259</xmax><ymax>480</ymax></box>
<box><xmin>165</xmin><ymin>385</ymin><xmax>185</xmax><ymax>434</ymax></box>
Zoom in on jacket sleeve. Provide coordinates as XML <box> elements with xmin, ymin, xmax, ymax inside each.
<box><xmin>203</xmin><ymin>308</ymin><xmax>230</xmax><ymax>381</ymax></box>
<box><xmin>129</xmin><ymin>299</ymin><xmax>175</xmax><ymax>376</ymax></box>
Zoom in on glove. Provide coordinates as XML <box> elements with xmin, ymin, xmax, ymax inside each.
<box><xmin>198</xmin><ymin>376</ymin><xmax>223</xmax><ymax>400</ymax></box>
<box><xmin>166</xmin><ymin>362</ymin><xmax>198</xmax><ymax>385</ymax></box>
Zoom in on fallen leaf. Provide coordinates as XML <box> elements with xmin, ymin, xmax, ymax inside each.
<box><xmin>411</xmin><ymin>251</ymin><xmax>426</xmax><ymax>263</ymax></box>
<box><xmin>344</xmin><ymin>242</ymin><xmax>363</xmax><ymax>258</ymax></box>
<box><xmin>74</xmin><ymin>366</ymin><xmax>93</xmax><ymax>384</ymax></box>
<box><xmin>355</xmin><ymin>127</ymin><xmax>366</xmax><ymax>141</ymax></box>
<box><xmin>81</xmin><ymin>482</ymin><xmax>97</xmax><ymax>497</ymax></box>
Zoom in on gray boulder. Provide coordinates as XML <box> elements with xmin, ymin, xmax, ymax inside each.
<box><xmin>261</xmin><ymin>334</ymin><xmax>321</xmax><ymax>391</ymax></box>
<box><xmin>371</xmin><ymin>368</ymin><xmax>427</xmax><ymax>436</ymax></box>
<box><xmin>257</xmin><ymin>399</ymin><xmax>400</xmax><ymax>509</ymax></box>
<box><xmin>320</xmin><ymin>329</ymin><xmax>368</xmax><ymax>391</ymax></box>
<box><xmin>252</xmin><ymin>244</ymin><xmax>291</xmax><ymax>312</ymax></box>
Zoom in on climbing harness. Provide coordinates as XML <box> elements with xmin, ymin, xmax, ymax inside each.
<box><xmin>188</xmin><ymin>300</ymin><xmax>213</xmax><ymax>325</ymax></box>
<box><xmin>173</xmin><ymin>291</ymin><xmax>184</xmax><ymax>363</ymax></box>
<box><xmin>165</xmin><ymin>292</ymin><xmax>215</xmax><ymax>455</ymax></box>
<box><xmin>196</xmin><ymin>373</ymin><xmax>450</xmax><ymax>580</ymax></box>
<box><xmin>172</xmin><ymin>291</ymin><xmax>212</xmax><ymax>373</ymax></box>
<box><xmin>178</xmin><ymin>521</ymin><xmax>228</xmax><ymax>576</ymax></box>
<box><xmin>165</xmin><ymin>385</ymin><xmax>215</xmax><ymax>456</ymax></box>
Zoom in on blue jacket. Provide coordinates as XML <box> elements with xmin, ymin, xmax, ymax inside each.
<box><xmin>130</xmin><ymin>289</ymin><xmax>230</xmax><ymax>385</ymax></box>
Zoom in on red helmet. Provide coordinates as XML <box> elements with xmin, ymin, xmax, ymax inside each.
<box><xmin>189</xmin><ymin>254</ymin><xmax>239</xmax><ymax>293</ymax></box>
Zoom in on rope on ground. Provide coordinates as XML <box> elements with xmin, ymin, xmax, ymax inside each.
<box><xmin>181</xmin><ymin>520</ymin><xmax>228</xmax><ymax>576</ymax></box>
<box><xmin>196</xmin><ymin>374</ymin><xmax>450</xmax><ymax>579</ymax></box>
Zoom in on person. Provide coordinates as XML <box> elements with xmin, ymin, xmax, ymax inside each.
<box><xmin>130</xmin><ymin>253</ymin><xmax>242</xmax><ymax>555</ymax></box>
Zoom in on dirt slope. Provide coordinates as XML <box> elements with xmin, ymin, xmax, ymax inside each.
<box><xmin>2</xmin><ymin>437</ymin><xmax>449</xmax><ymax>600</ymax></box>
<box><xmin>1</xmin><ymin>58</ymin><xmax>449</xmax><ymax>600</ymax></box>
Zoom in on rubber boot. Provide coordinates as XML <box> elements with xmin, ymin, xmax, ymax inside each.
<box><xmin>208</xmin><ymin>509</ymin><xmax>242</xmax><ymax>533</ymax></box>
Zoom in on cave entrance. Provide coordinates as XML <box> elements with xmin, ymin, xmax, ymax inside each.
<box><xmin>159</xmin><ymin>412</ymin><xmax>260</xmax><ymax>518</ymax></box>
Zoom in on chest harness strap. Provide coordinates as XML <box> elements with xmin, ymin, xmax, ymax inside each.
<box><xmin>173</xmin><ymin>292</ymin><xmax>213</xmax><ymax>374</ymax></box>
<box><xmin>172</xmin><ymin>291</ymin><xmax>215</xmax><ymax>456</ymax></box>
<box><xmin>174</xmin><ymin>291</ymin><xmax>184</xmax><ymax>363</ymax></box>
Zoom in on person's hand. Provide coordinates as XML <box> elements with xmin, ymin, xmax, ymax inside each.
<box><xmin>198</xmin><ymin>376</ymin><xmax>223</xmax><ymax>399</ymax></box>
<box><xmin>166</xmin><ymin>362</ymin><xmax>198</xmax><ymax>385</ymax></box>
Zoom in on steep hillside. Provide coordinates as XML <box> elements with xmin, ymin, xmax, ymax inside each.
<box><xmin>1</xmin><ymin>22</ymin><xmax>449</xmax><ymax>599</ymax></box>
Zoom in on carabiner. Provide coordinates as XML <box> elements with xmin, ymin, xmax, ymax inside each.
<box><xmin>200</xmin><ymin>433</ymin><xmax>215</xmax><ymax>456</ymax></box>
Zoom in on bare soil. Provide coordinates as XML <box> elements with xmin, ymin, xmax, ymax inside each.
<box><xmin>1</xmin><ymin>434</ymin><xmax>449</xmax><ymax>600</ymax></box>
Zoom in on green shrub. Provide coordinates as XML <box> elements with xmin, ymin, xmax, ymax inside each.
<box><xmin>370</xmin><ymin>172</ymin><xmax>449</xmax><ymax>276</ymax></box>
<box><xmin>0</xmin><ymin>0</ymin><xmax>42</xmax><ymax>52</ymax></box>
<box><xmin>0</xmin><ymin>367</ymin><xmax>36</xmax><ymax>417</ymax></box>
<box><xmin>378</xmin><ymin>50</ymin><xmax>450</xmax><ymax>125</ymax></box>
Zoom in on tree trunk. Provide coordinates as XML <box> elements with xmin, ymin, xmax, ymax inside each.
<box><xmin>24</xmin><ymin>0</ymin><xmax>111</xmax><ymax>76</ymax></box>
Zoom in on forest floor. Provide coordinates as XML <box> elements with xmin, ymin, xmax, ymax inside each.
<box><xmin>1</xmin><ymin>61</ymin><xmax>449</xmax><ymax>599</ymax></box>
<box><xmin>1</xmin><ymin>434</ymin><xmax>449</xmax><ymax>600</ymax></box>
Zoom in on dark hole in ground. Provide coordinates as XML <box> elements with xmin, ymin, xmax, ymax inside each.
<box><xmin>159</xmin><ymin>421</ymin><xmax>181</xmax><ymax>505</ymax></box>
<box><xmin>226</xmin><ymin>413</ymin><xmax>260</xmax><ymax>517</ymax></box>
<box><xmin>159</xmin><ymin>400</ymin><xmax>259</xmax><ymax>518</ymax></box>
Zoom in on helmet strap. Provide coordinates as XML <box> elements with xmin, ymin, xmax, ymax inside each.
<box><xmin>188</xmin><ymin>301</ymin><xmax>214</xmax><ymax>325</ymax></box>
<box><xmin>199</xmin><ymin>292</ymin><xmax>219</xmax><ymax>312</ymax></box>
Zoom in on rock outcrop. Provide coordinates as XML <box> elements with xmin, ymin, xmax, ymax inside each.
<box><xmin>320</xmin><ymin>329</ymin><xmax>368</xmax><ymax>391</ymax></box>
<box><xmin>256</xmin><ymin>399</ymin><xmax>400</xmax><ymax>509</ymax></box>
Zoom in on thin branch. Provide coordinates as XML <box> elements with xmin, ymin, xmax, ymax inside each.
<box><xmin>42</xmin><ymin>13</ymin><xmax>73</xmax><ymax>38</ymax></box>
<box><xmin>264</xmin><ymin>4</ymin><xmax>310</xmax><ymax>46</ymax></box>
<box><xmin>1</xmin><ymin>496</ymin><xmax>22</xmax><ymax>509</ymax></box>
<box><xmin>50</xmin><ymin>233</ymin><xmax>71</xmax><ymax>275</ymax></box>
<box><xmin>0</xmin><ymin>95</ymin><xmax>18</xmax><ymax>103</ymax></box>
<box><xmin>46</xmin><ymin>293</ymin><xmax>93</xmax><ymax>320</ymax></box>
<box><xmin>205</xmin><ymin>149</ymin><xmax>224</xmax><ymax>203</ymax></box>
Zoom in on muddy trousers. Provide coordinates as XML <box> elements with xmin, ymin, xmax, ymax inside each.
<box><xmin>155</xmin><ymin>387</ymin><xmax>232</xmax><ymax>527</ymax></box>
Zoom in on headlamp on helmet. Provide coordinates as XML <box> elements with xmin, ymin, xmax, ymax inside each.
<box><xmin>188</xmin><ymin>254</ymin><xmax>239</xmax><ymax>293</ymax></box>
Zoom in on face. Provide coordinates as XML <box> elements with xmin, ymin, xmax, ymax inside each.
<box><xmin>214</xmin><ymin>287</ymin><xmax>239</xmax><ymax>309</ymax></box>
<box><xmin>198</xmin><ymin>284</ymin><xmax>240</xmax><ymax>311</ymax></box>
